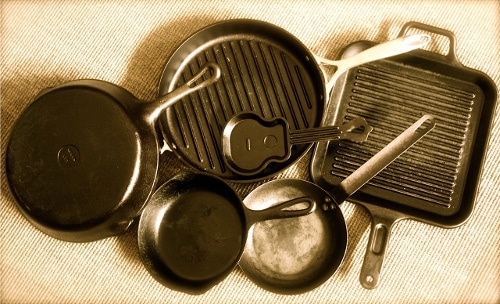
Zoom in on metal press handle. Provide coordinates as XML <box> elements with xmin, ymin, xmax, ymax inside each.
<box><xmin>337</xmin><ymin>115</ymin><xmax>436</xmax><ymax>198</ymax></box>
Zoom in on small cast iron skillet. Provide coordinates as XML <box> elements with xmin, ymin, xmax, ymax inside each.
<box><xmin>5</xmin><ymin>63</ymin><xmax>220</xmax><ymax>242</ymax></box>
<box><xmin>239</xmin><ymin>179</ymin><xmax>347</xmax><ymax>294</ymax></box>
<box><xmin>137</xmin><ymin>171</ymin><xmax>315</xmax><ymax>294</ymax></box>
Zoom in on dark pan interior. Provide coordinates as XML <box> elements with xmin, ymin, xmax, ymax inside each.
<box><xmin>311</xmin><ymin>41</ymin><xmax>497</xmax><ymax>227</ymax></box>
<box><xmin>158</xmin><ymin>20</ymin><xmax>325</xmax><ymax>181</ymax></box>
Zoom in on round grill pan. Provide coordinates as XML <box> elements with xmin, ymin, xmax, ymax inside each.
<box><xmin>157</xmin><ymin>19</ymin><xmax>325</xmax><ymax>181</ymax></box>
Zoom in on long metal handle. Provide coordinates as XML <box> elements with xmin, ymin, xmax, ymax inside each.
<box><xmin>359</xmin><ymin>204</ymin><xmax>402</xmax><ymax>289</ymax></box>
<box><xmin>332</xmin><ymin>114</ymin><xmax>436</xmax><ymax>204</ymax></box>
<box><xmin>142</xmin><ymin>62</ymin><xmax>221</xmax><ymax>124</ymax></box>
<box><xmin>316</xmin><ymin>34</ymin><xmax>431</xmax><ymax>94</ymax></box>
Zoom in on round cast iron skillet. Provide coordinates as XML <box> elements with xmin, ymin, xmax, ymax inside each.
<box><xmin>137</xmin><ymin>171</ymin><xmax>315</xmax><ymax>294</ymax></box>
<box><xmin>157</xmin><ymin>19</ymin><xmax>326</xmax><ymax>182</ymax></box>
<box><xmin>239</xmin><ymin>179</ymin><xmax>347</xmax><ymax>294</ymax></box>
<box><xmin>5</xmin><ymin>63</ymin><xmax>220</xmax><ymax>242</ymax></box>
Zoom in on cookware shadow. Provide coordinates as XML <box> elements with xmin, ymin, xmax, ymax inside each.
<box><xmin>336</xmin><ymin>203</ymin><xmax>370</xmax><ymax>277</ymax></box>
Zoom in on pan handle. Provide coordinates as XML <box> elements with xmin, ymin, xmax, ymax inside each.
<box><xmin>359</xmin><ymin>204</ymin><xmax>406</xmax><ymax>289</ymax></box>
<box><xmin>245</xmin><ymin>196</ymin><xmax>316</xmax><ymax>226</ymax></box>
<box><xmin>141</xmin><ymin>62</ymin><xmax>221</xmax><ymax>124</ymax></box>
<box><xmin>398</xmin><ymin>21</ymin><xmax>461</xmax><ymax>66</ymax></box>
<box><xmin>315</xmin><ymin>34</ymin><xmax>430</xmax><ymax>95</ymax></box>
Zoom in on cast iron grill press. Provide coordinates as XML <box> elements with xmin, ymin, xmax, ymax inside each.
<box><xmin>311</xmin><ymin>21</ymin><xmax>497</xmax><ymax>289</ymax></box>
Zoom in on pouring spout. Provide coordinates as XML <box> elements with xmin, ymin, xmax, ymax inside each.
<box><xmin>141</xmin><ymin>62</ymin><xmax>221</xmax><ymax>125</ymax></box>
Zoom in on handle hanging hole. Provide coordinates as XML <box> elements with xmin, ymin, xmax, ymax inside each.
<box><xmin>366</xmin><ymin>275</ymin><xmax>374</xmax><ymax>284</ymax></box>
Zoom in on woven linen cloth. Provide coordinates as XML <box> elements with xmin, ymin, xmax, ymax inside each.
<box><xmin>1</xmin><ymin>1</ymin><xmax>499</xmax><ymax>303</ymax></box>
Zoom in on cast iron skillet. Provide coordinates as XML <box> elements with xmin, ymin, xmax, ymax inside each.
<box><xmin>137</xmin><ymin>171</ymin><xmax>315</xmax><ymax>294</ymax></box>
<box><xmin>5</xmin><ymin>63</ymin><xmax>220</xmax><ymax>242</ymax></box>
<box><xmin>239</xmin><ymin>179</ymin><xmax>347</xmax><ymax>294</ymax></box>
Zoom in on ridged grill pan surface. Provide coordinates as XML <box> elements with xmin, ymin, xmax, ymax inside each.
<box><xmin>158</xmin><ymin>19</ymin><xmax>325</xmax><ymax>181</ymax></box>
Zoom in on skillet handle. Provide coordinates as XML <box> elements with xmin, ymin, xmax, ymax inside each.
<box><xmin>142</xmin><ymin>62</ymin><xmax>221</xmax><ymax>124</ymax></box>
<box><xmin>398</xmin><ymin>21</ymin><xmax>461</xmax><ymax>66</ymax></box>
<box><xmin>359</xmin><ymin>204</ymin><xmax>404</xmax><ymax>289</ymax></box>
<box><xmin>246</xmin><ymin>196</ymin><xmax>316</xmax><ymax>225</ymax></box>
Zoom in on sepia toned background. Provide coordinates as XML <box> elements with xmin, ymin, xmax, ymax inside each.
<box><xmin>1</xmin><ymin>1</ymin><xmax>499</xmax><ymax>303</ymax></box>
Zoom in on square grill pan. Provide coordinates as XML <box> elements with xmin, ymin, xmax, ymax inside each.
<box><xmin>310</xmin><ymin>22</ymin><xmax>497</xmax><ymax>289</ymax></box>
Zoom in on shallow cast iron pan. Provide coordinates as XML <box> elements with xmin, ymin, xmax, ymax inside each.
<box><xmin>157</xmin><ymin>19</ymin><xmax>325</xmax><ymax>182</ymax></box>
<box><xmin>310</xmin><ymin>21</ymin><xmax>497</xmax><ymax>289</ymax></box>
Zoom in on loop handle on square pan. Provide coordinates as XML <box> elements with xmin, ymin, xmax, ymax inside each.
<box><xmin>398</xmin><ymin>21</ymin><xmax>460</xmax><ymax>66</ymax></box>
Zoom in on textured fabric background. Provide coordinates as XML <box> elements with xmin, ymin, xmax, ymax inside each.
<box><xmin>1</xmin><ymin>1</ymin><xmax>499</xmax><ymax>303</ymax></box>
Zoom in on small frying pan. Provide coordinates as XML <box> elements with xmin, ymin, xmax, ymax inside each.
<box><xmin>157</xmin><ymin>19</ymin><xmax>430</xmax><ymax>182</ymax></box>
<box><xmin>239</xmin><ymin>179</ymin><xmax>347</xmax><ymax>294</ymax></box>
<box><xmin>239</xmin><ymin>115</ymin><xmax>435</xmax><ymax>294</ymax></box>
<box><xmin>5</xmin><ymin>63</ymin><xmax>220</xmax><ymax>242</ymax></box>
<box><xmin>137</xmin><ymin>171</ymin><xmax>315</xmax><ymax>294</ymax></box>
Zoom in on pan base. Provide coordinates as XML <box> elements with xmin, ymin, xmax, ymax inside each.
<box><xmin>6</xmin><ymin>87</ymin><xmax>141</xmax><ymax>231</ymax></box>
<box><xmin>156</xmin><ymin>190</ymin><xmax>244</xmax><ymax>281</ymax></box>
<box><xmin>240</xmin><ymin>179</ymin><xmax>347</xmax><ymax>294</ymax></box>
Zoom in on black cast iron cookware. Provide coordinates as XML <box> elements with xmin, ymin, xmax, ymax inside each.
<box><xmin>137</xmin><ymin>171</ymin><xmax>315</xmax><ymax>294</ymax></box>
<box><xmin>5</xmin><ymin>63</ymin><xmax>220</xmax><ymax>242</ymax></box>
<box><xmin>311</xmin><ymin>21</ymin><xmax>498</xmax><ymax>289</ymax></box>
<box><xmin>238</xmin><ymin>179</ymin><xmax>347</xmax><ymax>294</ymax></box>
